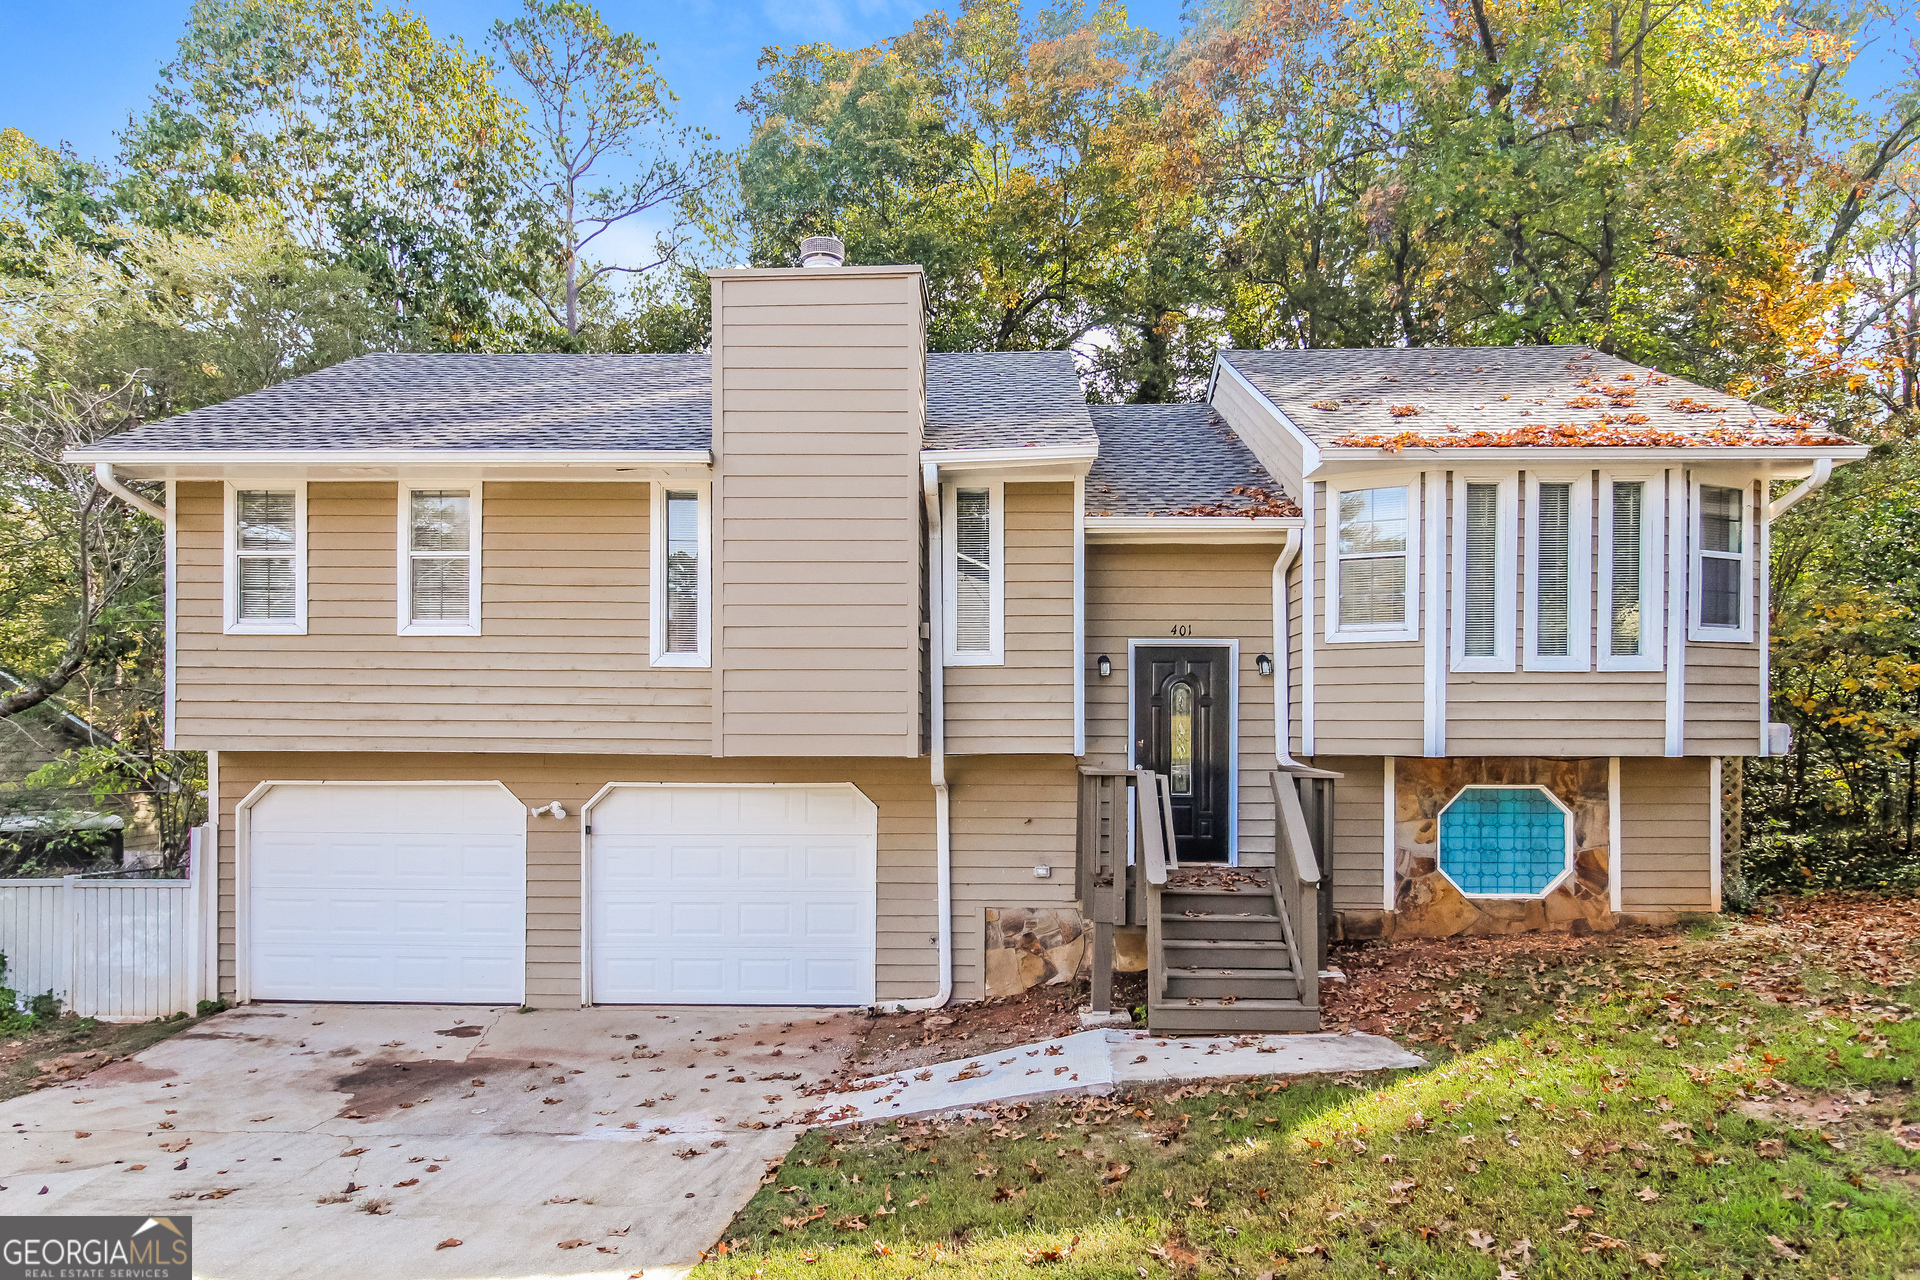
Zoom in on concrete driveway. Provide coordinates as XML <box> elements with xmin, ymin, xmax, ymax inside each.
<box><xmin>0</xmin><ymin>1004</ymin><xmax>861</xmax><ymax>1279</ymax></box>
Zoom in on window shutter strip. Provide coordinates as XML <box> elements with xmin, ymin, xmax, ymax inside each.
<box><xmin>1463</xmin><ymin>482</ymin><xmax>1499</xmax><ymax>656</ymax></box>
<box><xmin>1610</xmin><ymin>482</ymin><xmax>1643</xmax><ymax>656</ymax></box>
<box><xmin>664</xmin><ymin>490</ymin><xmax>700</xmax><ymax>653</ymax></box>
<box><xmin>1534</xmin><ymin>482</ymin><xmax>1571</xmax><ymax>656</ymax></box>
<box><xmin>953</xmin><ymin>488</ymin><xmax>991</xmax><ymax>650</ymax></box>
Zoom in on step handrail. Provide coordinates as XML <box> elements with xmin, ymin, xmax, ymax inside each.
<box><xmin>1269</xmin><ymin>771</ymin><xmax>1322</xmax><ymax>1010</ymax></box>
<box><xmin>1134</xmin><ymin>768</ymin><xmax>1174</xmax><ymax>886</ymax></box>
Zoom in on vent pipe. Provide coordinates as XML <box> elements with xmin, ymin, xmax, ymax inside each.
<box><xmin>799</xmin><ymin>235</ymin><xmax>845</xmax><ymax>268</ymax></box>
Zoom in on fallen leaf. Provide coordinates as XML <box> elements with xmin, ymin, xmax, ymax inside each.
<box><xmin>557</xmin><ymin>1239</ymin><xmax>592</xmax><ymax>1250</ymax></box>
<box><xmin>435</xmin><ymin>1239</ymin><xmax>461</xmax><ymax>1250</ymax></box>
<box><xmin>1767</xmin><ymin>1236</ymin><xmax>1802</xmax><ymax>1261</ymax></box>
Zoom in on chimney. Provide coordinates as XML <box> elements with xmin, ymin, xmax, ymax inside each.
<box><xmin>799</xmin><ymin>235</ymin><xmax>845</xmax><ymax>268</ymax></box>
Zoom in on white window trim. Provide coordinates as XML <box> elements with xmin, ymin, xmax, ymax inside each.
<box><xmin>1688</xmin><ymin>474</ymin><xmax>1755</xmax><ymax>643</ymax></box>
<box><xmin>1436</xmin><ymin>783</ymin><xmax>1576</xmax><ymax>901</ymax></box>
<box><xmin>650</xmin><ymin>480</ymin><xmax>711</xmax><ymax>668</ymax></box>
<box><xmin>943</xmin><ymin>479</ymin><xmax>1004</xmax><ymax>666</ymax></box>
<box><xmin>1597</xmin><ymin>470</ymin><xmax>1665</xmax><ymax>672</ymax></box>
<box><xmin>1522</xmin><ymin>470</ymin><xmax>1593</xmax><ymax>672</ymax></box>
<box><xmin>222</xmin><ymin>481</ymin><xmax>307</xmax><ymax>636</ymax></box>
<box><xmin>1325</xmin><ymin>474</ymin><xmax>1420</xmax><ymax>644</ymax></box>
<box><xmin>1449</xmin><ymin>471</ymin><xmax>1517</xmax><ymax>672</ymax></box>
<box><xmin>397</xmin><ymin>481</ymin><xmax>483</xmax><ymax>636</ymax></box>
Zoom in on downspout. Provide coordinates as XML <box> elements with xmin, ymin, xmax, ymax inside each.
<box><xmin>94</xmin><ymin>462</ymin><xmax>168</xmax><ymax>525</ymax></box>
<box><xmin>1272</xmin><ymin>527</ymin><xmax>1310</xmax><ymax>768</ymax></box>
<box><xmin>898</xmin><ymin>461</ymin><xmax>952</xmax><ymax>1011</ymax></box>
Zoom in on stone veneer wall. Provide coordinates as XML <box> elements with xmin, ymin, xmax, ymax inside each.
<box><xmin>1391</xmin><ymin>757</ymin><xmax>1613</xmax><ymax>938</ymax></box>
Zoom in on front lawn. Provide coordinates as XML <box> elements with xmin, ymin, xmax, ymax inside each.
<box><xmin>697</xmin><ymin>896</ymin><xmax>1920</xmax><ymax>1278</ymax></box>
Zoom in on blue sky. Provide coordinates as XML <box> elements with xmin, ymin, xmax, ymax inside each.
<box><xmin>0</xmin><ymin>0</ymin><xmax>1192</xmax><ymax>164</ymax></box>
<box><xmin>2</xmin><ymin>0</ymin><xmax>1913</xmax><ymax>271</ymax></box>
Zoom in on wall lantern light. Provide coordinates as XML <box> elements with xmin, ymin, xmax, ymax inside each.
<box><xmin>1254</xmin><ymin>653</ymin><xmax>1275</xmax><ymax>677</ymax></box>
<box><xmin>1096</xmin><ymin>654</ymin><xmax>1112</xmax><ymax>678</ymax></box>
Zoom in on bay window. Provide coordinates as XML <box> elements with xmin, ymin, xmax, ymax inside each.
<box><xmin>1450</xmin><ymin>473</ymin><xmax>1516</xmax><ymax>670</ymax></box>
<box><xmin>1523</xmin><ymin>473</ymin><xmax>1591</xmax><ymax>670</ymax></box>
<box><xmin>1690</xmin><ymin>479</ymin><xmax>1752</xmax><ymax>640</ymax></box>
<box><xmin>1597</xmin><ymin>472</ymin><xmax>1664</xmax><ymax>670</ymax></box>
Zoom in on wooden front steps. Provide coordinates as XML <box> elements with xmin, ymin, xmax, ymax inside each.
<box><xmin>1148</xmin><ymin>869</ymin><xmax>1320</xmax><ymax>1033</ymax></box>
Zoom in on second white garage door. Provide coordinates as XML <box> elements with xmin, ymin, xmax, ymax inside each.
<box><xmin>587</xmin><ymin>783</ymin><xmax>877</xmax><ymax>1005</ymax></box>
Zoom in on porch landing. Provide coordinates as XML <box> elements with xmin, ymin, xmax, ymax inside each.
<box><xmin>815</xmin><ymin>1028</ymin><xmax>1424</xmax><ymax>1126</ymax></box>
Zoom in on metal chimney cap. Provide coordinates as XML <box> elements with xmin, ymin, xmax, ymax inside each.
<box><xmin>799</xmin><ymin>235</ymin><xmax>845</xmax><ymax>268</ymax></box>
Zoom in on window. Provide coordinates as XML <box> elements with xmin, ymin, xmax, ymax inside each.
<box><xmin>1450</xmin><ymin>474</ymin><xmax>1515</xmax><ymax>671</ymax></box>
<box><xmin>1328</xmin><ymin>480</ymin><xmax>1419</xmax><ymax>642</ymax></box>
<box><xmin>1691</xmin><ymin>480</ymin><xmax>1751</xmax><ymax>640</ymax></box>
<box><xmin>1597</xmin><ymin>472</ymin><xmax>1664</xmax><ymax>671</ymax></box>
<box><xmin>1523</xmin><ymin>473</ymin><xmax>1591</xmax><ymax>671</ymax></box>
<box><xmin>1437</xmin><ymin>785</ymin><xmax>1574</xmax><ymax>897</ymax></box>
<box><xmin>943</xmin><ymin>481</ymin><xmax>1003</xmax><ymax>665</ymax></box>
<box><xmin>650</xmin><ymin>482</ymin><xmax>710</xmax><ymax>666</ymax></box>
<box><xmin>224</xmin><ymin>484</ymin><xmax>305</xmax><ymax>634</ymax></box>
<box><xmin>399</xmin><ymin>487</ymin><xmax>480</xmax><ymax>634</ymax></box>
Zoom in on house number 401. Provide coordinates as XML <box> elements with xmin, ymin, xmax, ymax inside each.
<box><xmin>1169</xmin><ymin>625</ymin><xmax>1194</xmax><ymax>637</ymax></box>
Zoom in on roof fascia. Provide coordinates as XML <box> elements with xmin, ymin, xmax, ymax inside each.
<box><xmin>1315</xmin><ymin>444</ymin><xmax>1870</xmax><ymax>470</ymax></box>
<box><xmin>1084</xmin><ymin>515</ymin><xmax>1301</xmax><ymax>544</ymax></box>
<box><xmin>1213</xmin><ymin>355</ymin><xmax>1324</xmax><ymax>477</ymax></box>
<box><xmin>923</xmin><ymin>443</ymin><xmax>1098</xmax><ymax>475</ymax></box>
<box><xmin>63</xmin><ymin>447</ymin><xmax>713</xmax><ymax>475</ymax></box>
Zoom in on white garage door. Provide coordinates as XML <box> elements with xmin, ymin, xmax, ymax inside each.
<box><xmin>246</xmin><ymin>783</ymin><xmax>526</xmax><ymax>1004</ymax></box>
<box><xmin>589</xmin><ymin>784</ymin><xmax>877</xmax><ymax>1005</ymax></box>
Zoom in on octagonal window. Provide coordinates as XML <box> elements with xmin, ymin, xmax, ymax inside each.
<box><xmin>1437</xmin><ymin>785</ymin><xmax>1572</xmax><ymax>897</ymax></box>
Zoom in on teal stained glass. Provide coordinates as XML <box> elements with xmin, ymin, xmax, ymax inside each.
<box><xmin>1438</xmin><ymin>786</ymin><xmax>1568</xmax><ymax>896</ymax></box>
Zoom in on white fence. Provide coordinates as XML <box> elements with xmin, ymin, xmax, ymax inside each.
<box><xmin>0</xmin><ymin>828</ymin><xmax>213</xmax><ymax>1021</ymax></box>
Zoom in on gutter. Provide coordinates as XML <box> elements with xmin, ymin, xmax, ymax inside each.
<box><xmin>1767</xmin><ymin>457</ymin><xmax>1833</xmax><ymax>519</ymax></box>
<box><xmin>898</xmin><ymin>461</ymin><xmax>953</xmax><ymax>1012</ymax></box>
<box><xmin>93</xmin><ymin>463</ymin><xmax>169</xmax><ymax>524</ymax></box>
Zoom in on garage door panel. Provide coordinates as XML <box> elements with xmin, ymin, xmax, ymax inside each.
<box><xmin>247</xmin><ymin>784</ymin><xmax>525</xmax><ymax>1004</ymax></box>
<box><xmin>589</xmin><ymin>784</ymin><xmax>876</xmax><ymax>1006</ymax></box>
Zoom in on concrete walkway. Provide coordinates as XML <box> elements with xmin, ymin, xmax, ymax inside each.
<box><xmin>0</xmin><ymin>1004</ymin><xmax>862</xmax><ymax>1280</ymax></box>
<box><xmin>817</xmin><ymin>1028</ymin><xmax>1427</xmax><ymax>1125</ymax></box>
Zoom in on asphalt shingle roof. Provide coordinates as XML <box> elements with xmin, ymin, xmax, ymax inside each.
<box><xmin>1086</xmin><ymin>404</ymin><xmax>1297</xmax><ymax>517</ymax></box>
<box><xmin>924</xmin><ymin>351</ymin><xmax>1097</xmax><ymax>450</ymax></box>
<box><xmin>89</xmin><ymin>353</ymin><xmax>714</xmax><ymax>453</ymax></box>
<box><xmin>86</xmin><ymin>348</ymin><xmax>1100</xmax><ymax>456</ymax></box>
<box><xmin>1220</xmin><ymin>345</ymin><xmax>1843</xmax><ymax>447</ymax></box>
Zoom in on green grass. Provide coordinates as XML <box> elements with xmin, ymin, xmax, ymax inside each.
<box><xmin>697</xmin><ymin>915</ymin><xmax>1920</xmax><ymax>1278</ymax></box>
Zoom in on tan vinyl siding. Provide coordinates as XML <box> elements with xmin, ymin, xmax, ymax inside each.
<box><xmin>1312</xmin><ymin>483</ymin><xmax>1425</xmax><ymax>754</ymax></box>
<box><xmin>946</xmin><ymin>483</ymin><xmax>1075</xmax><ymax>754</ymax></box>
<box><xmin>1085</xmin><ymin>543</ymin><xmax>1281</xmax><ymax>865</ymax></box>
<box><xmin>174</xmin><ymin>480</ymin><xmax>715</xmax><ymax>754</ymax></box>
<box><xmin>711</xmin><ymin>267</ymin><xmax>925</xmax><ymax>757</ymax></box>
<box><xmin>1313</xmin><ymin>755</ymin><xmax>1385</xmax><ymax>911</ymax></box>
<box><xmin>946</xmin><ymin>754</ymin><xmax>1080</xmax><ymax>1000</ymax></box>
<box><xmin>1618</xmin><ymin>755</ymin><xmax>1714</xmax><ymax>914</ymax></box>
<box><xmin>1210</xmin><ymin>365</ymin><xmax>1307</xmax><ymax>495</ymax></box>
<box><xmin>214</xmin><ymin>752</ymin><xmax>938</xmax><ymax>1005</ymax></box>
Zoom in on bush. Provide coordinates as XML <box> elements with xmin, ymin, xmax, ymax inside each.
<box><xmin>195</xmin><ymin>998</ymin><xmax>228</xmax><ymax>1017</ymax></box>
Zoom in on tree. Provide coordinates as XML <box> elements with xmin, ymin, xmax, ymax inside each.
<box><xmin>492</xmin><ymin>0</ymin><xmax>719</xmax><ymax>342</ymax></box>
<box><xmin>119</xmin><ymin>0</ymin><xmax>533</xmax><ymax>347</ymax></box>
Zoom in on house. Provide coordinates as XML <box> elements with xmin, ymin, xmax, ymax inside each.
<box><xmin>70</xmin><ymin>249</ymin><xmax>1865</xmax><ymax>1033</ymax></box>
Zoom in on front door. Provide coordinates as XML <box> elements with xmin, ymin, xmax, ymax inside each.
<box><xmin>1134</xmin><ymin>647</ymin><xmax>1232</xmax><ymax>863</ymax></box>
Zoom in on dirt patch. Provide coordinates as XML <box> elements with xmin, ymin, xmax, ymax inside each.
<box><xmin>829</xmin><ymin>975</ymin><xmax>1148</xmax><ymax>1083</ymax></box>
<box><xmin>1737</xmin><ymin>1091</ymin><xmax>1856</xmax><ymax>1127</ymax></box>
<box><xmin>79</xmin><ymin>1057</ymin><xmax>177</xmax><ymax>1085</ymax></box>
<box><xmin>329</xmin><ymin>1055</ymin><xmax>542</xmax><ymax>1119</ymax></box>
<box><xmin>0</xmin><ymin>1013</ymin><xmax>204</xmax><ymax>1100</ymax></box>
